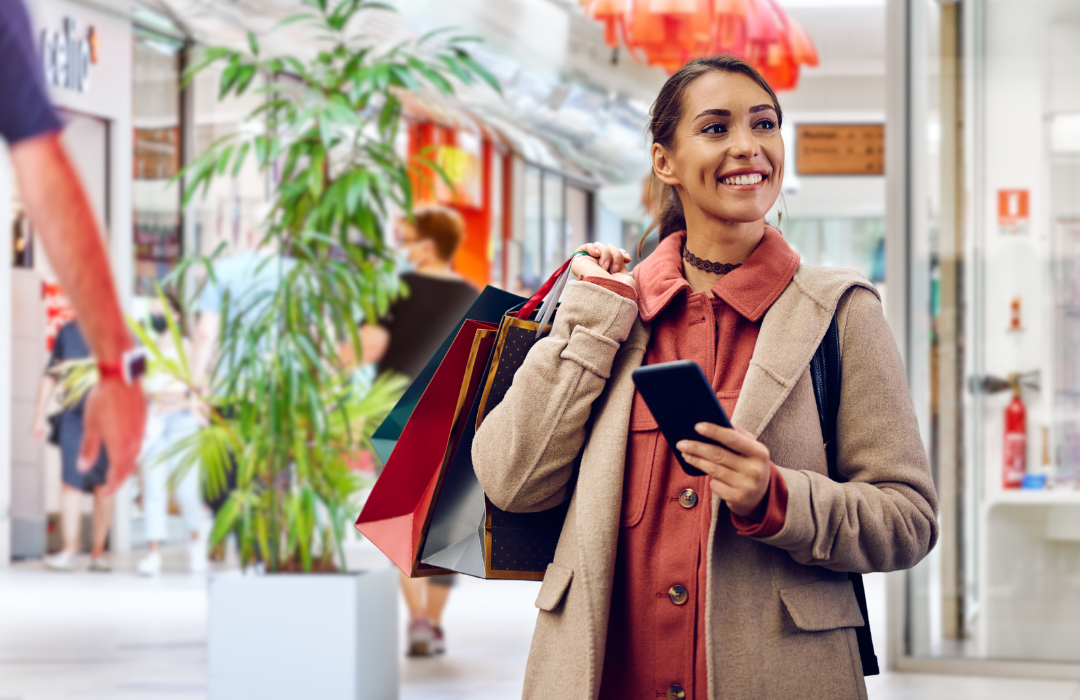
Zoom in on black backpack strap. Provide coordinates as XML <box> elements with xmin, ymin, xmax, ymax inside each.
<box><xmin>809</xmin><ymin>311</ymin><xmax>880</xmax><ymax>677</ymax></box>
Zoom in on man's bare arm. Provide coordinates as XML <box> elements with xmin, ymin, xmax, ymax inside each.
<box><xmin>10</xmin><ymin>132</ymin><xmax>145</xmax><ymax>494</ymax></box>
<box><xmin>11</xmin><ymin>133</ymin><xmax>129</xmax><ymax>363</ymax></box>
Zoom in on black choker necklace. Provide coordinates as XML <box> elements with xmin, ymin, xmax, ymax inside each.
<box><xmin>683</xmin><ymin>247</ymin><xmax>742</xmax><ymax>275</ymax></box>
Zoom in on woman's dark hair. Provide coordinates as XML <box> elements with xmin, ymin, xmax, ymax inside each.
<box><xmin>640</xmin><ymin>54</ymin><xmax>784</xmax><ymax>257</ymax></box>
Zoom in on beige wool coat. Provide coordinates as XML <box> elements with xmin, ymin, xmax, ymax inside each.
<box><xmin>472</xmin><ymin>263</ymin><xmax>939</xmax><ymax>700</ymax></box>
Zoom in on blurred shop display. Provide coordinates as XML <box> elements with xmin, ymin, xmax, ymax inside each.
<box><xmin>584</xmin><ymin>0</ymin><xmax>818</xmax><ymax>88</ymax></box>
<box><xmin>132</xmin><ymin>29</ymin><xmax>184</xmax><ymax>296</ymax></box>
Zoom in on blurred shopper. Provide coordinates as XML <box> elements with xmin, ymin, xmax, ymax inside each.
<box><xmin>30</xmin><ymin>321</ymin><xmax>113</xmax><ymax>572</ymax></box>
<box><xmin>4</xmin><ymin>1</ymin><xmax>146</xmax><ymax>492</ymax></box>
<box><xmin>472</xmin><ymin>56</ymin><xmax>938</xmax><ymax>699</ymax></box>
<box><xmin>137</xmin><ymin>295</ymin><xmax>209</xmax><ymax>577</ymax></box>
<box><xmin>361</xmin><ymin>205</ymin><xmax>478</xmax><ymax>656</ymax></box>
<box><xmin>191</xmin><ymin>238</ymin><xmax>294</xmax><ymax>530</ymax></box>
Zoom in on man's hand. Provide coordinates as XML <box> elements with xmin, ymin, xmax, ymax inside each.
<box><xmin>676</xmin><ymin>423</ymin><xmax>773</xmax><ymax>517</ymax></box>
<box><xmin>78</xmin><ymin>379</ymin><xmax>146</xmax><ymax>496</ymax></box>
<box><xmin>30</xmin><ymin>416</ymin><xmax>49</xmax><ymax>443</ymax></box>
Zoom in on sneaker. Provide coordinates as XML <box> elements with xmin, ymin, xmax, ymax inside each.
<box><xmin>43</xmin><ymin>552</ymin><xmax>76</xmax><ymax>571</ymax></box>
<box><xmin>89</xmin><ymin>557</ymin><xmax>111</xmax><ymax>573</ymax></box>
<box><xmin>431</xmin><ymin>626</ymin><xmax>446</xmax><ymax>655</ymax></box>
<box><xmin>407</xmin><ymin>618</ymin><xmax>435</xmax><ymax>657</ymax></box>
<box><xmin>137</xmin><ymin>551</ymin><xmax>163</xmax><ymax>577</ymax></box>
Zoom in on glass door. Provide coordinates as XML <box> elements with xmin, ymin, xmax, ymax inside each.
<box><xmin>904</xmin><ymin>0</ymin><xmax>1080</xmax><ymax>666</ymax></box>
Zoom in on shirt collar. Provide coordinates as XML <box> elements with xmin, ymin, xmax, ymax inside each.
<box><xmin>633</xmin><ymin>226</ymin><xmax>800</xmax><ymax>323</ymax></box>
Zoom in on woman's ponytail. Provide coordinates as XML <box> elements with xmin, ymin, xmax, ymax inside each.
<box><xmin>638</xmin><ymin>179</ymin><xmax>686</xmax><ymax>258</ymax></box>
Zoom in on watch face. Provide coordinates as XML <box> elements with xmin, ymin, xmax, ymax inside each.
<box><xmin>128</xmin><ymin>352</ymin><xmax>148</xmax><ymax>381</ymax></box>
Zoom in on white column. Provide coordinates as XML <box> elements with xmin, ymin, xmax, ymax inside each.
<box><xmin>883</xmin><ymin>0</ymin><xmax>911</xmax><ymax>671</ymax></box>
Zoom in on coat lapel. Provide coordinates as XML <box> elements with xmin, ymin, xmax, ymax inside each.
<box><xmin>731</xmin><ymin>265</ymin><xmax>879</xmax><ymax>439</ymax></box>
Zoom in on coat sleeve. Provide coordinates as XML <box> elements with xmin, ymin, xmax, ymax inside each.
<box><xmin>755</xmin><ymin>287</ymin><xmax>940</xmax><ymax>573</ymax></box>
<box><xmin>472</xmin><ymin>280</ymin><xmax>639</xmax><ymax>513</ymax></box>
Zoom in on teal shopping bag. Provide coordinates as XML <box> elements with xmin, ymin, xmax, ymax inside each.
<box><xmin>370</xmin><ymin>285</ymin><xmax>525</xmax><ymax>464</ymax></box>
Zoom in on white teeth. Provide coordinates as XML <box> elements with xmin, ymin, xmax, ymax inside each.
<box><xmin>721</xmin><ymin>173</ymin><xmax>763</xmax><ymax>185</ymax></box>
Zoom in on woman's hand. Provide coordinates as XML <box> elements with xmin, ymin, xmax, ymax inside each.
<box><xmin>570</xmin><ymin>242</ymin><xmax>636</xmax><ymax>292</ymax></box>
<box><xmin>676</xmin><ymin>423</ymin><xmax>772</xmax><ymax>518</ymax></box>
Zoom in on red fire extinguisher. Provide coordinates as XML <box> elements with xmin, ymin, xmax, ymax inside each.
<box><xmin>1002</xmin><ymin>377</ymin><xmax>1027</xmax><ymax>489</ymax></box>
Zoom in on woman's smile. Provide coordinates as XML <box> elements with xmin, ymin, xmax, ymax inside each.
<box><xmin>718</xmin><ymin>167</ymin><xmax>770</xmax><ymax>190</ymax></box>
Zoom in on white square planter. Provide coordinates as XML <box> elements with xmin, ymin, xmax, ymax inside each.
<box><xmin>208</xmin><ymin>566</ymin><xmax>399</xmax><ymax>700</ymax></box>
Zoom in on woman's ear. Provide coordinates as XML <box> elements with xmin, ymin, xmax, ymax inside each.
<box><xmin>651</xmin><ymin>142</ymin><xmax>680</xmax><ymax>187</ymax></box>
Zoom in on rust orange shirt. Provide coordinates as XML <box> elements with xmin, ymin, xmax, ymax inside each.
<box><xmin>592</xmin><ymin>227</ymin><xmax>799</xmax><ymax>700</ymax></box>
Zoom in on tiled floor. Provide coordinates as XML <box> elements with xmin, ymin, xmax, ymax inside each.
<box><xmin>0</xmin><ymin>543</ymin><xmax>1076</xmax><ymax>700</ymax></box>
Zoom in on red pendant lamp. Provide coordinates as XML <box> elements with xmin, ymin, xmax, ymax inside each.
<box><xmin>584</xmin><ymin>0</ymin><xmax>818</xmax><ymax>90</ymax></box>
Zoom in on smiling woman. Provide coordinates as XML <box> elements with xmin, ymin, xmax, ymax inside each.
<box><xmin>472</xmin><ymin>53</ymin><xmax>938</xmax><ymax>700</ymax></box>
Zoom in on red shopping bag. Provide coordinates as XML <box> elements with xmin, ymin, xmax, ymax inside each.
<box><xmin>354</xmin><ymin>318</ymin><xmax>498</xmax><ymax>576</ymax></box>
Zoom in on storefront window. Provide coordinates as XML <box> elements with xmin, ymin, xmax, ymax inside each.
<box><xmin>542</xmin><ymin>171</ymin><xmax>565</xmax><ymax>276</ymax></box>
<box><xmin>905</xmin><ymin>0</ymin><xmax>1080</xmax><ymax>665</ymax></box>
<box><xmin>523</xmin><ymin>165</ymin><xmax>543</xmax><ymax>284</ymax></box>
<box><xmin>190</xmin><ymin>55</ymin><xmax>271</xmax><ymax>259</ymax></box>
<box><xmin>132</xmin><ymin>30</ymin><xmax>183</xmax><ymax>296</ymax></box>
<box><xmin>783</xmin><ymin>217</ymin><xmax>885</xmax><ymax>284</ymax></box>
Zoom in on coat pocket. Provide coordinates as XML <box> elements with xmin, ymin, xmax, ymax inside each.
<box><xmin>621</xmin><ymin>392</ymin><xmax>660</xmax><ymax>528</ymax></box>
<box><xmin>779</xmin><ymin>579</ymin><xmax>866</xmax><ymax>632</ymax></box>
<box><xmin>535</xmin><ymin>562</ymin><xmax>574</xmax><ymax>612</ymax></box>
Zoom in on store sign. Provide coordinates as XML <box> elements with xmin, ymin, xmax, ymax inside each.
<box><xmin>434</xmin><ymin>142</ymin><xmax>481</xmax><ymax>208</ymax></box>
<box><xmin>41</xmin><ymin>18</ymin><xmax>97</xmax><ymax>93</ymax></box>
<box><xmin>796</xmin><ymin>124</ymin><xmax>884</xmax><ymax>175</ymax></box>
<box><xmin>998</xmin><ymin>189</ymin><xmax>1030</xmax><ymax>235</ymax></box>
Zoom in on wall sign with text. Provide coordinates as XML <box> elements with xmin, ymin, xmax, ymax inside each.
<box><xmin>796</xmin><ymin>124</ymin><xmax>884</xmax><ymax>176</ymax></box>
<box><xmin>41</xmin><ymin>18</ymin><xmax>98</xmax><ymax>93</ymax></box>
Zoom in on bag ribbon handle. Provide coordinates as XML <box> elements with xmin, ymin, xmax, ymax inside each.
<box><xmin>515</xmin><ymin>251</ymin><xmax>591</xmax><ymax>339</ymax></box>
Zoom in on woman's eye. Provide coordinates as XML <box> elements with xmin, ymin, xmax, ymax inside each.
<box><xmin>755</xmin><ymin>119</ymin><xmax>777</xmax><ymax>130</ymax></box>
<box><xmin>701</xmin><ymin>122</ymin><xmax>727</xmax><ymax>134</ymax></box>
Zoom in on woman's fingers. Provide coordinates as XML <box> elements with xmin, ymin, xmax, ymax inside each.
<box><xmin>572</xmin><ymin>243</ymin><xmax>633</xmax><ymax>279</ymax></box>
<box><xmin>694</xmin><ymin>422</ymin><xmax>770</xmax><ymax>461</ymax></box>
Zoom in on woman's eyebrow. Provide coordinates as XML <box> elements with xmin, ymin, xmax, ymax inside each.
<box><xmin>694</xmin><ymin>108</ymin><xmax>730</xmax><ymax>119</ymax></box>
<box><xmin>694</xmin><ymin>104</ymin><xmax>775</xmax><ymax>119</ymax></box>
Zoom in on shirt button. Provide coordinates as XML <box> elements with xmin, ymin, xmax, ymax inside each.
<box><xmin>668</xmin><ymin>584</ymin><xmax>688</xmax><ymax>605</ymax></box>
<box><xmin>679</xmin><ymin>488</ymin><xmax>698</xmax><ymax>508</ymax></box>
<box><xmin>667</xmin><ymin>684</ymin><xmax>686</xmax><ymax>700</ymax></box>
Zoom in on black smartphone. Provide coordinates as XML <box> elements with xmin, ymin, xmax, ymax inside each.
<box><xmin>631</xmin><ymin>360</ymin><xmax>734</xmax><ymax>477</ymax></box>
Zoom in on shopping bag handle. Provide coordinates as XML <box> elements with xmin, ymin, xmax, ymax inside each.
<box><xmin>515</xmin><ymin>252</ymin><xmax>590</xmax><ymax>321</ymax></box>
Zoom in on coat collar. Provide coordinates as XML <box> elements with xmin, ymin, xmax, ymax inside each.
<box><xmin>633</xmin><ymin>226</ymin><xmax>800</xmax><ymax>323</ymax></box>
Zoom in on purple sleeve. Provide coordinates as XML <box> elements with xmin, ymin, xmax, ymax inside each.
<box><xmin>0</xmin><ymin>1</ymin><xmax>62</xmax><ymax>144</ymax></box>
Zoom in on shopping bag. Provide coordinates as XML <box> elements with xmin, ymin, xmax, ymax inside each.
<box><xmin>420</xmin><ymin>257</ymin><xmax>578</xmax><ymax>580</ymax></box>
<box><xmin>354</xmin><ymin>318</ymin><xmax>499</xmax><ymax>577</ymax></box>
<box><xmin>369</xmin><ymin>286</ymin><xmax>524</xmax><ymax>464</ymax></box>
<box><xmin>417</xmin><ymin>328</ymin><xmax>501</xmax><ymax>575</ymax></box>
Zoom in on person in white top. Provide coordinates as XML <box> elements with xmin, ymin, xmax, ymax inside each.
<box><xmin>137</xmin><ymin>294</ymin><xmax>210</xmax><ymax>576</ymax></box>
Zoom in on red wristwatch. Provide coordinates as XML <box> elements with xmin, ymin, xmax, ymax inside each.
<box><xmin>98</xmin><ymin>347</ymin><xmax>148</xmax><ymax>385</ymax></box>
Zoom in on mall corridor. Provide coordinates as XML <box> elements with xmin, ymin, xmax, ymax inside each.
<box><xmin>1</xmin><ymin>543</ymin><xmax>1079</xmax><ymax>700</ymax></box>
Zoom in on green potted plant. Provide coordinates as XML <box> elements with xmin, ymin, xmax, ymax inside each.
<box><xmin>158</xmin><ymin>1</ymin><xmax>499</xmax><ymax>697</ymax></box>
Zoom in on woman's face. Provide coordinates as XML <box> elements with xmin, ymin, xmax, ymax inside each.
<box><xmin>397</xmin><ymin>221</ymin><xmax>433</xmax><ymax>267</ymax></box>
<box><xmin>652</xmin><ymin>71</ymin><xmax>784</xmax><ymax>226</ymax></box>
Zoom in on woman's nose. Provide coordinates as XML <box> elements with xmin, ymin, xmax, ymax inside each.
<box><xmin>728</xmin><ymin>125</ymin><xmax>758</xmax><ymax>158</ymax></box>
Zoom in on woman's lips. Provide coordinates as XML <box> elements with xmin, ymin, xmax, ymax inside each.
<box><xmin>718</xmin><ymin>173</ymin><xmax>769</xmax><ymax>191</ymax></box>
